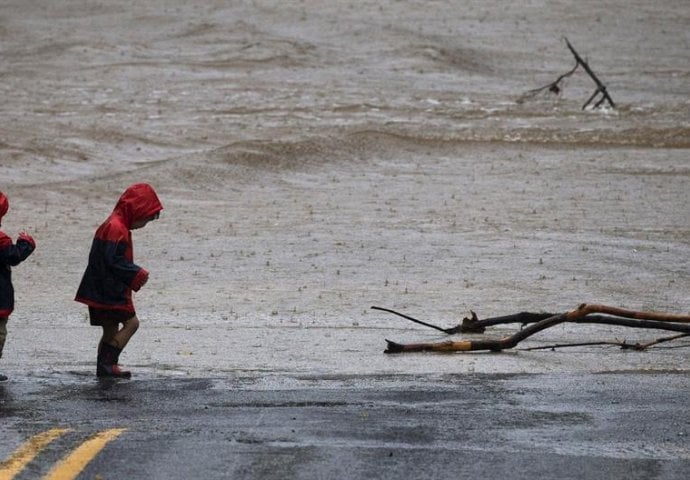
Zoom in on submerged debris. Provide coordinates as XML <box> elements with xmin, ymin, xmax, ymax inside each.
<box><xmin>518</xmin><ymin>38</ymin><xmax>615</xmax><ymax>110</ymax></box>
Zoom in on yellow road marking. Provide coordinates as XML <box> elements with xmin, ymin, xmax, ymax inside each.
<box><xmin>0</xmin><ymin>428</ymin><xmax>71</xmax><ymax>480</ymax></box>
<box><xmin>43</xmin><ymin>428</ymin><xmax>126</xmax><ymax>480</ymax></box>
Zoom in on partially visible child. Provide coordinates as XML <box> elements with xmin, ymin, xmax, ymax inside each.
<box><xmin>75</xmin><ymin>183</ymin><xmax>163</xmax><ymax>378</ymax></box>
<box><xmin>0</xmin><ymin>192</ymin><xmax>36</xmax><ymax>382</ymax></box>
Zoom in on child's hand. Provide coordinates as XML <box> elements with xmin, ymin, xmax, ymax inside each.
<box><xmin>17</xmin><ymin>232</ymin><xmax>36</xmax><ymax>249</ymax></box>
<box><xmin>131</xmin><ymin>268</ymin><xmax>149</xmax><ymax>291</ymax></box>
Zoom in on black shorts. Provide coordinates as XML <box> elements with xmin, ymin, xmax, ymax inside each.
<box><xmin>88</xmin><ymin>307</ymin><xmax>136</xmax><ymax>326</ymax></box>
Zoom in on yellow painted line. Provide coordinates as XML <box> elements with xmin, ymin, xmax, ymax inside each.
<box><xmin>0</xmin><ymin>428</ymin><xmax>71</xmax><ymax>480</ymax></box>
<box><xmin>43</xmin><ymin>428</ymin><xmax>126</xmax><ymax>480</ymax></box>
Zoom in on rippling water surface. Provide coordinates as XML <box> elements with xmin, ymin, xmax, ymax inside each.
<box><xmin>2</xmin><ymin>0</ymin><xmax>688</xmax><ymax>182</ymax></box>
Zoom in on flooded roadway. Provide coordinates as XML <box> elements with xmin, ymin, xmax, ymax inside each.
<box><xmin>1</xmin><ymin>372</ymin><xmax>689</xmax><ymax>479</ymax></box>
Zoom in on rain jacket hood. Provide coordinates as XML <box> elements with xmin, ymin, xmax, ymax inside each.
<box><xmin>112</xmin><ymin>183</ymin><xmax>163</xmax><ymax>228</ymax></box>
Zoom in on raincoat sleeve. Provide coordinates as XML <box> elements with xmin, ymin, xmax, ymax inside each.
<box><xmin>0</xmin><ymin>232</ymin><xmax>35</xmax><ymax>266</ymax></box>
<box><xmin>102</xmin><ymin>238</ymin><xmax>148</xmax><ymax>291</ymax></box>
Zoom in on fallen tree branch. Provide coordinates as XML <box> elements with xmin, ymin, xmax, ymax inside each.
<box><xmin>463</xmin><ymin>311</ymin><xmax>690</xmax><ymax>334</ymax></box>
<box><xmin>373</xmin><ymin>306</ymin><xmax>690</xmax><ymax>335</ymax></box>
<box><xmin>383</xmin><ymin>304</ymin><xmax>690</xmax><ymax>354</ymax></box>
<box><xmin>520</xmin><ymin>333</ymin><xmax>690</xmax><ymax>352</ymax></box>
<box><xmin>517</xmin><ymin>61</ymin><xmax>578</xmax><ymax>104</ymax></box>
<box><xmin>518</xmin><ymin>37</ymin><xmax>615</xmax><ymax>109</ymax></box>
<box><xmin>564</xmin><ymin>38</ymin><xmax>616</xmax><ymax>109</ymax></box>
<box><xmin>370</xmin><ymin>306</ymin><xmax>458</xmax><ymax>334</ymax></box>
<box><xmin>575</xmin><ymin>304</ymin><xmax>690</xmax><ymax>323</ymax></box>
<box><xmin>521</xmin><ymin>340</ymin><xmax>634</xmax><ymax>351</ymax></box>
<box><xmin>636</xmin><ymin>333</ymin><xmax>690</xmax><ymax>350</ymax></box>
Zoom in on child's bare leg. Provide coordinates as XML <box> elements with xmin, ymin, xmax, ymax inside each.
<box><xmin>101</xmin><ymin>316</ymin><xmax>140</xmax><ymax>350</ymax></box>
<box><xmin>0</xmin><ymin>317</ymin><xmax>6</xmax><ymax>381</ymax></box>
<box><xmin>100</xmin><ymin>321</ymin><xmax>119</xmax><ymax>347</ymax></box>
<box><xmin>0</xmin><ymin>316</ymin><xmax>7</xmax><ymax>359</ymax></box>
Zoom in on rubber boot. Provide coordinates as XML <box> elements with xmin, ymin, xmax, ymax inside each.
<box><xmin>97</xmin><ymin>343</ymin><xmax>131</xmax><ymax>378</ymax></box>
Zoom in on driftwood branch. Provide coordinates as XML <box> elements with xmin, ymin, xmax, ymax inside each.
<box><xmin>564</xmin><ymin>38</ymin><xmax>616</xmax><ymax>109</ymax></box>
<box><xmin>380</xmin><ymin>304</ymin><xmax>690</xmax><ymax>354</ymax></box>
<box><xmin>517</xmin><ymin>61</ymin><xmax>578</xmax><ymax>104</ymax></box>
<box><xmin>372</xmin><ymin>306</ymin><xmax>690</xmax><ymax>335</ymax></box>
<box><xmin>518</xmin><ymin>37</ymin><xmax>615</xmax><ymax>109</ymax></box>
<box><xmin>521</xmin><ymin>340</ymin><xmax>638</xmax><ymax>351</ymax></box>
<box><xmin>463</xmin><ymin>311</ymin><xmax>690</xmax><ymax>334</ymax></box>
<box><xmin>371</xmin><ymin>306</ymin><xmax>458</xmax><ymax>334</ymax></box>
<box><xmin>521</xmin><ymin>333</ymin><xmax>690</xmax><ymax>352</ymax></box>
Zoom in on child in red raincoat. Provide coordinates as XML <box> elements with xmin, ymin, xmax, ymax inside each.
<box><xmin>0</xmin><ymin>192</ymin><xmax>36</xmax><ymax>382</ymax></box>
<box><xmin>75</xmin><ymin>183</ymin><xmax>163</xmax><ymax>378</ymax></box>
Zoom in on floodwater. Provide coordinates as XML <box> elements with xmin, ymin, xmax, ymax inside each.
<box><xmin>0</xmin><ymin>0</ymin><xmax>689</xmax><ymax>379</ymax></box>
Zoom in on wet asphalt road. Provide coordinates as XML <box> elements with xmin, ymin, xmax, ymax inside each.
<box><xmin>1</xmin><ymin>372</ymin><xmax>689</xmax><ymax>480</ymax></box>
